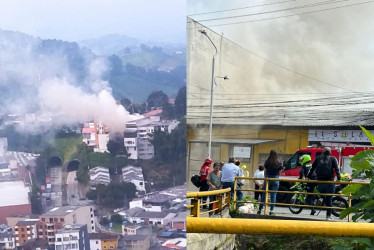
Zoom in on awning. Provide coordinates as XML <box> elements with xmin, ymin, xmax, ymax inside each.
<box><xmin>189</xmin><ymin>138</ymin><xmax>282</xmax><ymax>145</ymax></box>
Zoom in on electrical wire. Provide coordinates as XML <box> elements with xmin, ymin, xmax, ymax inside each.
<box><xmin>201</xmin><ymin>0</ymin><xmax>374</xmax><ymax>27</ymax></box>
<box><xmin>188</xmin><ymin>0</ymin><xmax>299</xmax><ymax>16</ymax></box>
<box><xmin>195</xmin><ymin>0</ymin><xmax>347</xmax><ymax>22</ymax></box>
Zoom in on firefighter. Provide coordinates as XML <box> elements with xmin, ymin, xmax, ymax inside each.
<box><xmin>299</xmin><ymin>154</ymin><xmax>317</xmax><ymax>215</ymax></box>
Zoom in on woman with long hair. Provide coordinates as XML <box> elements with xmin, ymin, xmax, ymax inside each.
<box><xmin>257</xmin><ymin>149</ymin><xmax>282</xmax><ymax>215</ymax></box>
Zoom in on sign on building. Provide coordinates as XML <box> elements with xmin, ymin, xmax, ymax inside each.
<box><xmin>308</xmin><ymin>130</ymin><xmax>373</xmax><ymax>143</ymax></box>
<box><xmin>233</xmin><ymin>146</ymin><xmax>251</xmax><ymax>158</ymax></box>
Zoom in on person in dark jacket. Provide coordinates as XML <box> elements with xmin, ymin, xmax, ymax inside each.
<box><xmin>308</xmin><ymin>147</ymin><xmax>341</xmax><ymax>220</ymax></box>
<box><xmin>299</xmin><ymin>154</ymin><xmax>317</xmax><ymax>215</ymax></box>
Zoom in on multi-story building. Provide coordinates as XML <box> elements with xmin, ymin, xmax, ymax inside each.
<box><xmin>39</xmin><ymin>206</ymin><xmax>96</xmax><ymax>246</ymax></box>
<box><xmin>82</xmin><ymin>122</ymin><xmax>110</xmax><ymax>153</ymax></box>
<box><xmin>122</xmin><ymin>166</ymin><xmax>145</xmax><ymax>193</ymax></box>
<box><xmin>89</xmin><ymin>232</ymin><xmax>119</xmax><ymax>250</ymax></box>
<box><xmin>14</xmin><ymin>219</ymin><xmax>45</xmax><ymax>247</ymax></box>
<box><xmin>89</xmin><ymin>166</ymin><xmax>110</xmax><ymax>186</ymax></box>
<box><xmin>54</xmin><ymin>224</ymin><xmax>89</xmax><ymax>250</ymax></box>
<box><xmin>0</xmin><ymin>180</ymin><xmax>31</xmax><ymax>224</ymax></box>
<box><xmin>124</xmin><ymin>116</ymin><xmax>179</xmax><ymax>160</ymax></box>
<box><xmin>0</xmin><ymin>224</ymin><xmax>14</xmax><ymax>249</ymax></box>
<box><xmin>122</xmin><ymin>223</ymin><xmax>152</xmax><ymax>237</ymax></box>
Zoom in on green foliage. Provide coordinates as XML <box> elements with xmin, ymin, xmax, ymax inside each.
<box><xmin>149</xmin><ymin>118</ymin><xmax>186</xmax><ymax>187</ymax></box>
<box><xmin>340</xmin><ymin>126</ymin><xmax>374</xmax><ymax>222</ymax></box>
<box><xmin>100</xmin><ymin>217</ymin><xmax>110</xmax><ymax>226</ymax></box>
<box><xmin>90</xmin><ymin>182</ymin><xmax>137</xmax><ymax>208</ymax></box>
<box><xmin>111</xmin><ymin>213</ymin><xmax>124</xmax><ymax>224</ymax></box>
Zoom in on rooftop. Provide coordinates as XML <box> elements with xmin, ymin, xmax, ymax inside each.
<box><xmin>89</xmin><ymin>232</ymin><xmax>118</xmax><ymax>240</ymax></box>
<box><xmin>41</xmin><ymin>206</ymin><xmax>88</xmax><ymax>217</ymax></box>
<box><xmin>0</xmin><ymin>180</ymin><xmax>30</xmax><ymax>206</ymax></box>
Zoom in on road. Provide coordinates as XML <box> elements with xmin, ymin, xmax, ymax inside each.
<box><xmin>49</xmin><ymin>166</ymin><xmax>62</xmax><ymax>207</ymax></box>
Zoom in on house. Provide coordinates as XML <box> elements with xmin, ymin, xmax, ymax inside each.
<box><xmin>123</xmin><ymin>116</ymin><xmax>179</xmax><ymax>160</ymax></box>
<box><xmin>126</xmin><ymin>209</ymin><xmax>176</xmax><ymax>227</ymax></box>
<box><xmin>122</xmin><ymin>234</ymin><xmax>150</xmax><ymax>250</ymax></box>
<box><xmin>170</xmin><ymin>212</ymin><xmax>187</xmax><ymax>231</ymax></box>
<box><xmin>82</xmin><ymin>122</ymin><xmax>110</xmax><ymax>153</ymax></box>
<box><xmin>54</xmin><ymin>224</ymin><xmax>89</xmax><ymax>250</ymax></box>
<box><xmin>122</xmin><ymin>166</ymin><xmax>146</xmax><ymax>193</ymax></box>
<box><xmin>39</xmin><ymin>206</ymin><xmax>96</xmax><ymax>246</ymax></box>
<box><xmin>129</xmin><ymin>199</ymin><xmax>162</xmax><ymax>212</ymax></box>
<box><xmin>89</xmin><ymin>232</ymin><xmax>119</xmax><ymax>250</ymax></box>
<box><xmin>17</xmin><ymin>238</ymin><xmax>49</xmax><ymax>250</ymax></box>
<box><xmin>122</xmin><ymin>223</ymin><xmax>151</xmax><ymax>237</ymax></box>
<box><xmin>89</xmin><ymin>166</ymin><xmax>110</xmax><ymax>186</ymax></box>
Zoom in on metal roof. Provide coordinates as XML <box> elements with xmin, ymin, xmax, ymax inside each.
<box><xmin>189</xmin><ymin>138</ymin><xmax>280</xmax><ymax>145</ymax></box>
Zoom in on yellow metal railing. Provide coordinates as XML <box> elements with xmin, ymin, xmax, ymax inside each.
<box><xmin>187</xmin><ymin>217</ymin><xmax>374</xmax><ymax>237</ymax></box>
<box><xmin>186</xmin><ymin>178</ymin><xmax>373</xmax><ymax>237</ymax></box>
<box><xmin>187</xmin><ymin>177</ymin><xmax>368</xmax><ymax>220</ymax></box>
<box><xmin>187</xmin><ymin>188</ymin><xmax>231</xmax><ymax>217</ymax></box>
<box><xmin>233</xmin><ymin>177</ymin><xmax>368</xmax><ymax>222</ymax></box>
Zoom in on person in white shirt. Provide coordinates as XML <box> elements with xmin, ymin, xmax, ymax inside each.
<box><xmin>253</xmin><ymin>164</ymin><xmax>265</xmax><ymax>201</ymax></box>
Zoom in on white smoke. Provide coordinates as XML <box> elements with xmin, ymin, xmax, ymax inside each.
<box><xmin>0</xmin><ymin>30</ymin><xmax>139</xmax><ymax>134</ymax></box>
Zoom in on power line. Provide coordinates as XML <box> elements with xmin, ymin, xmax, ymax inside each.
<box><xmin>188</xmin><ymin>0</ymin><xmax>299</xmax><ymax>16</ymax></box>
<box><xmin>202</xmin><ymin>0</ymin><xmax>374</xmax><ymax>27</ymax></box>
<box><xmin>195</xmin><ymin>0</ymin><xmax>347</xmax><ymax>22</ymax></box>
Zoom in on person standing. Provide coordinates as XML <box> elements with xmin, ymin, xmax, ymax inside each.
<box><xmin>298</xmin><ymin>154</ymin><xmax>317</xmax><ymax>215</ymax></box>
<box><xmin>200</xmin><ymin>158</ymin><xmax>212</xmax><ymax>208</ymax></box>
<box><xmin>258</xmin><ymin>150</ymin><xmax>282</xmax><ymax>215</ymax></box>
<box><xmin>235</xmin><ymin>160</ymin><xmax>244</xmax><ymax>201</ymax></box>
<box><xmin>253</xmin><ymin>164</ymin><xmax>265</xmax><ymax>201</ymax></box>
<box><xmin>308</xmin><ymin>147</ymin><xmax>341</xmax><ymax>220</ymax></box>
<box><xmin>207</xmin><ymin>162</ymin><xmax>222</xmax><ymax>214</ymax></box>
<box><xmin>221</xmin><ymin>157</ymin><xmax>241</xmax><ymax>201</ymax></box>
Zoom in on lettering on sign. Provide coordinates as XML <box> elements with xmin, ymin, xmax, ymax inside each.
<box><xmin>308</xmin><ymin>130</ymin><xmax>371</xmax><ymax>142</ymax></box>
<box><xmin>233</xmin><ymin>146</ymin><xmax>251</xmax><ymax>158</ymax></box>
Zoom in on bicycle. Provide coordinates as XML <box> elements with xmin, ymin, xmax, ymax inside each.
<box><xmin>288</xmin><ymin>182</ymin><xmax>348</xmax><ymax>217</ymax></box>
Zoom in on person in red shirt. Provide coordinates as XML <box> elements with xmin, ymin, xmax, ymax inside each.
<box><xmin>200</xmin><ymin>158</ymin><xmax>212</xmax><ymax>208</ymax></box>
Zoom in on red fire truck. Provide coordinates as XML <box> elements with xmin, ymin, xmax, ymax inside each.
<box><xmin>277</xmin><ymin>146</ymin><xmax>373</xmax><ymax>202</ymax></box>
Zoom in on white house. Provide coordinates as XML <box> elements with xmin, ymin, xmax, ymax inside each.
<box><xmin>122</xmin><ymin>166</ymin><xmax>146</xmax><ymax>193</ymax></box>
<box><xmin>82</xmin><ymin>122</ymin><xmax>109</xmax><ymax>153</ymax></box>
<box><xmin>89</xmin><ymin>167</ymin><xmax>110</xmax><ymax>186</ymax></box>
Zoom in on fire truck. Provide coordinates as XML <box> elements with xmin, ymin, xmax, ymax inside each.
<box><xmin>277</xmin><ymin>146</ymin><xmax>374</xmax><ymax>203</ymax></box>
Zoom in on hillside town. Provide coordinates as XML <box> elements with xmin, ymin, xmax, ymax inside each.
<box><xmin>0</xmin><ymin>108</ymin><xmax>186</xmax><ymax>250</ymax></box>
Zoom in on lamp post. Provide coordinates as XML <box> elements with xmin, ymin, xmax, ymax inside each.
<box><xmin>199</xmin><ymin>30</ymin><xmax>228</xmax><ymax>159</ymax></box>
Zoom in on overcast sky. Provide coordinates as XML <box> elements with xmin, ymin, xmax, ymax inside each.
<box><xmin>187</xmin><ymin>0</ymin><xmax>374</xmax><ymax>93</ymax></box>
<box><xmin>0</xmin><ymin>0</ymin><xmax>186</xmax><ymax>43</ymax></box>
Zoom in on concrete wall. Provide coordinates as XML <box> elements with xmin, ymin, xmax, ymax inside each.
<box><xmin>187</xmin><ymin>209</ymin><xmax>235</xmax><ymax>250</ymax></box>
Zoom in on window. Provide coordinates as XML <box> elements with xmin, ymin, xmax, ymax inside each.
<box><xmin>54</xmin><ymin>218</ymin><xmax>58</xmax><ymax>222</ymax></box>
<box><xmin>21</xmin><ymin>228</ymin><xmax>25</xmax><ymax>232</ymax></box>
<box><xmin>41</xmin><ymin>218</ymin><xmax>45</xmax><ymax>222</ymax></box>
<box><xmin>60</xmin><ymin>218</ymin><xmax>64</xmax><ymax>222</ymax></box>
<box><xmin>96</xmin><ymin>241</ymin><xmax>99</xmax><ymax>244</ymax></box>
<box><xmin>49</xmin><ymin>218</ymin><xmax>53</xmax><ymax>223</ymax></box>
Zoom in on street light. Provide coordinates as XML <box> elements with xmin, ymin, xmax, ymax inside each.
<box><xmin>198</xmin><ymin>30</ymin><xmax>229</xmax><ymax>159</ymax></box>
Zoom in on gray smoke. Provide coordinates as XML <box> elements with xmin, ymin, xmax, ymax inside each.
<box><xmin>0</xmin><ymin>30</ymin><xmax>139</xmax><ymax>133</ymax></box>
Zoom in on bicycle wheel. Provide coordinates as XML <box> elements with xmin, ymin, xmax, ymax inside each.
<box><xmin>331</xmin><ymin>196</ymin><xmax>348</xmax><ymax>217</ymax></box>
<box><xmin>289</xmin><ymin>194</ymin><xmax>303</xmax><ymax>214</ymax></box>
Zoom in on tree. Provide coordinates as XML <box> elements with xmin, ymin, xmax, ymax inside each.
<box><xmin>147</xmin><ymin>91</ymin><xmax>169</xmax><ymax>109</ymax></box>
<box><xmin>174</xmin><ymin>86</ymin><xmax>186</xmax><ymax>119</ymax></box>
<box><xmin>111</xmin><ymin>213</ymin><xmax>123</xmax><ymax>224</ymax></box>
<box><xmin>340</xmin><ymin>126</ymin><xmax>374</xmax><ymax>222</ymax></box>
<box><xmin>107</xmin><ymin>133</ymin><xmax>127</xmax><ymax>157</ymax></box>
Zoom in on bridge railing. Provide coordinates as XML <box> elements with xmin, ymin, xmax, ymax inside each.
<box><xmin>187</xmin><ymin>177</ymin><xmax>368</xmax><ymax>221</ymax></box>
<box><xmin>187</xmin><ymin>188</ymin><xmax>231</xmax><ymax>217</ymax></box>
<box><xmin>233</xmin><ymin>177</ymin><xmax>368</xmax><ymax>222</ymax></box>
